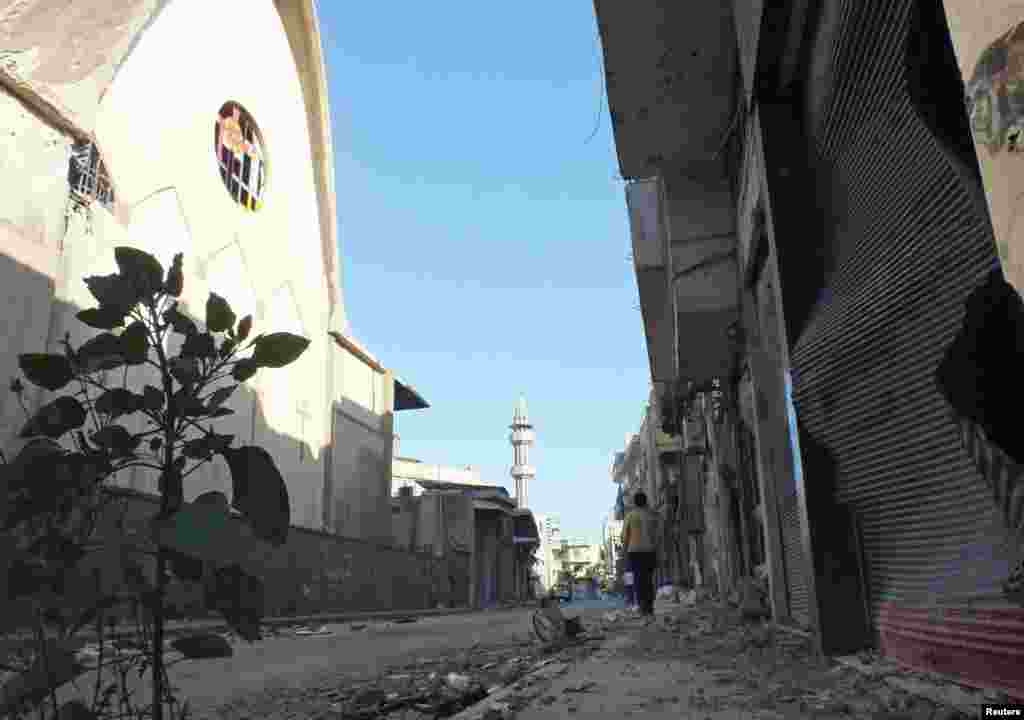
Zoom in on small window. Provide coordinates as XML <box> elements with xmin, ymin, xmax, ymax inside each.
<box><xmin>214</xmin><ymin>102</ymin><xmax>267</xmax><ymax>211</ymax></box>
<box><xmin>68</xmin><ymin>141</ymin><xmax>115</xmax><ymax>210</ymax></box>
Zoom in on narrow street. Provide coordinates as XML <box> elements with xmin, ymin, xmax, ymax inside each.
<box><xmin>62</xmin><ymin>604</ymin><xmax>617</xmax><ymax>720</ymax></box>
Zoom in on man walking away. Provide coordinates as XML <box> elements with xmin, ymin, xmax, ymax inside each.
<box><xmin>620</xmin><ymin>491</ymin><xmax>658</xmax><ymax>622</ymax></box>
<box><xmin>623</xmin><ymin>558</ymin><xmax>636</xmax><ymax>612</ymax></box>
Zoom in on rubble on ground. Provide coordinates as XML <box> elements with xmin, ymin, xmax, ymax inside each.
<box><xmin>302</xmin><ymin>640</ymin><xmax>596</xmax><ymax>720</ymax></box>
<box><xmin>602</xmin><ymin>600</ymin><xmax>986</xmax><ymax>720</ymax></box>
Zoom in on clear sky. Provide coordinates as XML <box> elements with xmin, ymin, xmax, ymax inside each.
<box><xmin>318</xmin><ymin>2</ymin><xmax>649</xmax><ymax>545</ymax></box>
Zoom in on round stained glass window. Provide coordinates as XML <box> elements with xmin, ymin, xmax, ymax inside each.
<box><xmin>214</xmin><ymin>102</ymin><xmax>267</xmax><ymax>211</ymax></box>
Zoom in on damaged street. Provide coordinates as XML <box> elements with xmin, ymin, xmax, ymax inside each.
<box><xmin>166</xmin><ymin>597</ymin><xmax>993</xmax><ymax>720</ymax></box>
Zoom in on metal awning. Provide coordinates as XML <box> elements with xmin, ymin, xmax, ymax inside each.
<box><xmin>513</xmin><ymin>509</ymin><xmax>539</xmax><ymax>541</ymax></box>
<box><xmin>394</xmin><ymin>377</ymin><xmax>429</xmax><ymax>411</ymax></box>
<box><xmin>597</xmin><ymin>0</ymin><xmax>740</xmax><ymax>389</ymax></box>
<box><xmin>473</xmin><ymin>499</ymin><xmax>516</xmax><ymax>513</ymax></box>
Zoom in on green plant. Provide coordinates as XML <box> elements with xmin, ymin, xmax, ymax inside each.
<box><xmin>0</xmin><ymin>247</ymin><xmax>309</xmax><ymax>720</ymax></box>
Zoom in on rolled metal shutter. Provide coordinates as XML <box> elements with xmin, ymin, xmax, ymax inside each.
<box><xmin>780</xmin><ymin>493</ymin><xmax>810</xmax><ymax>626</ymax></box>
<box><xmin>790</xmin><ymin>0</ymin><xmax>1024</xmax><ymax>696</ymax></box>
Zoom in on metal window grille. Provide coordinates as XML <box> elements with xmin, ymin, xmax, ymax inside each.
<box><xmin>215</xmin><ymin>102</ymin><xmax>266</xmax><ymax>211</ymax></box>
<box><xmin>68</xmin><ymin>141</ymin><xmax>115</xmax><ymax>209</ymax></box>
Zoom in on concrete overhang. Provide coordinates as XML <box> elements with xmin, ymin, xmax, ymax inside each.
<box><xmin>594</xmin><ymin>0</ymin><xmax>738</xmax><ymax>182</ymax></box>
<box><xmin>627</xmin><ymin>178</ymin><xmax>677</xmax><ymax>387</ymax></box>
<box><xmin>665</xmin><ymin>173</ymin><xmax>741</xmax><ymax>385</ymax></box>
<box><xmin>596</xmin><ymin>0</ymin><xmax>740</xmax><ymax>388</ymax></box>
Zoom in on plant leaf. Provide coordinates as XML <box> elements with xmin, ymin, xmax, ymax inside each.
<box><xmin>142</xmin><ymin>385</ymin><xmax>165</xmax><ymax>411</ymax></box>
<box><xmin>204</xmin><ymin>565</ymin><xmax>264</xmax><ymax>642</ymax></box>
<box><xmin>184</xmin><ymin>433</ymin><xmax>233</xmax><ymax>460</ymax></box>
<box><xmin>19</xmin><ymin>397</ymin><xmax>87</xmax><ymax>439</ymax></box>
<box><xmin>171</xmin><ymin>633</ymin><xmax>233</xmax><ymax>660</ymax></box>
<box><xmin>166</xmin><ymin>548</ymin><xmax>203</xmax><ymax>582</ymax></box>
<box><xmin>219</xmin><ymin>338</ymin><xmax>237</xmax><ymax>359</ymax></box>
<box><xmin>252</xmin><ymin>333</ymin><xmax>310</xmax><ymax>369</ymax></box>
<box><xmin>231</xmin><ymin>358</ymin><xmax>259</xmax><ymax>382</ymax></box>
<box><xmin>194</xmin><ymin>490</ymin><xmax>231</xmax><ymax>513</ymax></box>
<box><xmin>83</xmin><ymin>273</ymin><xmax>136</xmax><ymax>311</ymax></box>
<box><xmin>163</xmin><ymin>303</ymin><xmax>197</xmax><ymax>336</ymax></box>
<box><xmin>151</xmin><ymin>499</ymin><xmax>271</xmax><ymax>575</ymax></box>
<box><xmin>120</xmin><ymin>320</ymin><xmax>149</xmax><ymax>365</ymax></box>
<box><xmin>182</xmin><ymin>332</ymin><xmax>216</xmax><ymax>359</ymax></box>
<box><xmin>237</xmin><ymin>315</ymin><xmax>253</xmax><ymax>341</ymax></box>
<box><xmin>75</xmin><ymin>307</ymin><xmax>126</xmax><ymax>330</ymax></box>
<box><xmin>221</xmin><ymin>446</ymin><xmax>290</xmax><ymax>546</ymax></box>
<box><xmin>76</xmin><ymin>333</ymin><xmax>124</xmax><ymax>373</ymax></box>
<box><xmin>90</xmin><ymin>425</ymin><xmax>138</xmax><ymax>456</ymax></box>
<box><xmin>165</xmin><ymin>252</ymin><xmax>184</xmax><ymax>297</ymax></box>
<box><xmin>94</xmin><ymin>388</ymin><xmax>142</xmax><ymax>419</ymax></box>
<box><xmin>206</xmin><ymin>385</ymin><xmax>237</xmax><ymax>410</ymax></box>
<box><xmin>169</xmin><ymin>357</ymin><xmax>200</xmax><ymax>387</ymax></box>
<box><xmin>17</xmin><ymin>354</ymin><xmax>74</xmax><ymax>392</ymax></box>
<box><xmin>5</xmin><ymin>438</ymin><xmax>63</xmax><ymax>495</ymax></box>
<box><xmin>205</xmin><ymin>293</ymin><xmax>236</xmax><ymax>334</ymax></box>
<box><xmin>208</xmin><ymin>407</ymin><xmax>235</xmax><ymax>418</ymax></box>
<box><xmin>115</xmin><ymin>247</ymin><xmax>164</xmax><ymax>297</ymax></box>
<box><xmin>171</xmin><ymin>389</ymin><xmax>206</xmax><ymax>417</ymax></box>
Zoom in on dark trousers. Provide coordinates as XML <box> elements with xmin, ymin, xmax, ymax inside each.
<box><xmin>628</xmin><ymin>550</ymin><xmax>656</xmax><ymax>616</ymax></box>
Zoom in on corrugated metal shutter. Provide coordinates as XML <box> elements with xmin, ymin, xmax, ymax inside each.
<box><xmin>780</xmin><ymin>493</ymin><xmax>811</xmax><ymax>626</ymax></box>
<box><xmin>790</xmin><ymin>0</ymin><xmax>1024</xmax><ymax>696</ymax></box>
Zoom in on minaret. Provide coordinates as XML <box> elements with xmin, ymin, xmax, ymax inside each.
<box><xmin>509</xmin><ymin>395</ymin><xmax>535</xmax><ymax>509</ymax></box>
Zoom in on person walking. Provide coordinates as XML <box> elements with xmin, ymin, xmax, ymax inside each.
<box><xmin>623</xmin><ymin>557</ymin><xmax>636</xmax><ymax>612</ymax></box>
<box><xmin>620</xmin><ymin>491</ymin><xmax>658</xmax><ymax>622</ymax></box>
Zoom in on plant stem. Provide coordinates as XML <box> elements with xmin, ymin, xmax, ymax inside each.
<box><xmin>92</xmin><ymin>602</ymin><xmax>105</xmax><ymax>709</ymax></box>
<box><xmin>148</xmin><ymin>300</ymin><xmax>176</xmax><ymax>720</ymax></box>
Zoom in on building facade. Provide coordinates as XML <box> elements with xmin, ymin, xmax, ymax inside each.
<box><xmin>0</xmin><ymin>0</ymin><xmax>434</xmax><ymax>616</ymax></box>
<box><xmin>595</xmin><ymin>0</ymin><xmax>1024</xmax><ymax>698</ymax></box>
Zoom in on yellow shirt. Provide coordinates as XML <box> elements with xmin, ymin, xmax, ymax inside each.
<box><xmin>620</xmin><ymin>508</ymin><xmax>657</xmax><ymax>552</ymax></box>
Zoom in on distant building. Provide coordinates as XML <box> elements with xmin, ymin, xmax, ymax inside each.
<box><xmin>534</xmin><ymin>513</ymin><xmax>562</xmax><ymax>591</ymax></box>
<box><xmin>392</xmin><ymin>478</ymin><xmax>538</xmax><ymax>608</ymax></box>
<box><xmin>551</xmin><ymin>539</ymin><xmax>602</xmax><ymax>584</ymax></box>
<box><xmin>392</xmin><ymin>456</ymin><xmax>485</xmax><ymax>497</ymax></box>
<box><xmin>602</xmin><ymin>512</ymin><xmax>624</xmax><ymax>581</ymax></box>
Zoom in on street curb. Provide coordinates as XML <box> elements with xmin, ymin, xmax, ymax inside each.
<box><xmin>82</xmin><ymin>604</ymin><xmax>537</xmax><ymax>643</ymax></box>
<box><xmin>447</xmin><ymin>658</ymin><xmax>571</xmax><ymax>720</ymax></box>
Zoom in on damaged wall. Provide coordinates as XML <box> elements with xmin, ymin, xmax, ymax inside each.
<box><xmin>0</xmin><ymin>86</ymin><xmax>71</xmax><ymax>449</ymax></box>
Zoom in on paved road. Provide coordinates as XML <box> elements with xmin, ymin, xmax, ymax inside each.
<box><xmin>61</xmin><ymin>605</ymin><xmax>613</xmax><ymax>717</ymax></box>
<box><xmin>174</xmin><ymin>608</ymin><xmax>538</xmax><ymax>709</ymax></box>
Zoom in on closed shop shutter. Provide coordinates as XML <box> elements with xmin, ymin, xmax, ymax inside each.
<box><xmin>790</xmin><ymin>0</ymin><xmax>1024</xmax><ymax>696</ymax></box>
<box><xmin>781</xmin><ymin>493</ymin><xmax>811</xmax><ymax>626</ymax></box>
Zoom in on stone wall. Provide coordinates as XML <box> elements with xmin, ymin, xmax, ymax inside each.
<box><xmin>93</xmin><ymin>487</ymin><xmax>471</xmax><ymax>620</ymax></box>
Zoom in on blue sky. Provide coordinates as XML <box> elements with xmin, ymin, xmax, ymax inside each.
<box><xmin>319</xmin><ymin>2</ymin><xmax>648</xmax><ymax>544</ymax></box>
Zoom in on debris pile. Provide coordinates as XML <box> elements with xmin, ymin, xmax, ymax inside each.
<box><xmin>313</xmin><ymin>642</ymin><xmax>554</xmax><ymax>719</ymax></box>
